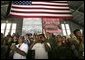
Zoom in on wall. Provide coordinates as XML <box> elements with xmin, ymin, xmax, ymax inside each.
<box><xmin>61</xmin><ymin>20</ymin><xmax>84</xmax><ymax>33</ymax></box>
<box><xmin>1</xmin><ymin>18</ymin><xmax>84</xmax><ymax>35</ymax></box>
<box><xmin>1</xmin><ymin>18</ymin><xmax>23</xmax><ymax>35</ymax></box>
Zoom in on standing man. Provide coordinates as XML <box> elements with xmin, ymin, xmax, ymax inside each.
<box><xmin>73</xmin><ymin>29</ymin><xmax>84</xmax><ymax>59</ymax></box>
<box><xmin>32</xmin><ymin>34</ymin><xmax>48</xmax><ymax>59</ymax></box>
<box><xmin>44</xmin><ymin>32</ymin><xmax>56</xmax><ymax>59</ymax></box>
<box><xmin>10</xmin><ymin>36</ymin><xmax>29</xmax><ymax>59</ymax></box>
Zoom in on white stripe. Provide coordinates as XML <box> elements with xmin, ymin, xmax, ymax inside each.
<box><xmin>32</xmin><ymin>2</ymin><xmax>68</xmax><ymax>5</ymax></box>
<box><xmin>10</xmin><ymin>12</ymin><xmax>72</xmax><ymax>16</ymax></box>
<box><xmin>12</xmin><ymin>5</ymin><xmax>69</xmax><ymax>9</ymax></box>
<box><xmin>11</xmin><ymin>8</ymin><xmax>71</xmax><ymax>13</ymax></box>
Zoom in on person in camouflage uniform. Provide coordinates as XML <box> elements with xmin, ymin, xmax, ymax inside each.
<box><xmin>44</xmin><ymin>32</ymin><xmax>56</xmax><ymax>59</ymax></box>
<box><xmin>72</xmin><ymin>29</ymin><xmax>84</xmax><ymax>59</ymax></box>
<box><xmin>53</xmin><ymin>35</ymin><xmax>76</xmax><ymax>59</ymax></box>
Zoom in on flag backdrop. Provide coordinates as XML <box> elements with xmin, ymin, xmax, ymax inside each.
<box><xmin>9</xmin><ymin>1</ymin><xmax>72</xmax><ymax>18</ymax></box>
<box><xmin>42</xmin><ymin>18</ymin><xmax>62</xmax><ymax>34</ymax></box>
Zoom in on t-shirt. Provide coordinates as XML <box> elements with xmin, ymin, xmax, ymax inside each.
<box><xmin>13</xmin><ymin>43</ymin><xmax>29</xmax><ymax>59</ymax></box>
<box><xmin>32</xmin><ymin>43</ymin><xmax>48</xmax><ymax>59</ymax></box>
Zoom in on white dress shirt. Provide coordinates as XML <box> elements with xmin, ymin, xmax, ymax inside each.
<box><xmin>32</xmin><ymin>43</ymin><xmax>48</xmax><ymax>59</ymax></box>
<box><xmin>13</xmin><ymin>43</ymin><xmax>28</xmax><ymax>59</ymax></box>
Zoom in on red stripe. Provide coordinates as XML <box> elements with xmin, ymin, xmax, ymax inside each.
<box><xmin>12</xmin><ymin>6</ymin><xmax>69</xmax><ymax>9</ymax></box>
<box><xmin>11</xmin><ymin>6</ymin><xmax>70</xmax><ymax>10</ymax></box>
<box><xmin>9</xmin><ymin>14</ymin><xmax>73</xmax><ymax>19</ymax></box>
<box><xmin>11</xmin><ymin>10</ymin><xmax>71</xmax><ymax>14</ymax></box>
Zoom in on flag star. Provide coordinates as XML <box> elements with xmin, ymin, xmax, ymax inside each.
<box><xmin>23</xmin><ymin>1</ymin><xmax>25</xmax><ymax>3</ymax></box>
<box><xmin>20</xmin><ymin>1</ymin><xmax>21</xmax><ymax>2</ymax></box>
<box><xmin>24</xmin><ymin>2</ymin><xmax>26</xmax><ymax>4</ymax></box>
<box><xmin>23</xmin><ymin>3</ymin><xmax>25</xmax><ymax>5</ymax></box>
<box><xmin>19</xmin><ymin>1</ymin><xmax>21</xmax><ymax>3</ymax></box>
<box><xmin>18</xmin><ymin>2</ymin><xmax>20</xmax><ymax>4</ymax></box>
<box><xmin>21</xmin><ymin>2</ymin><xmax>23</xmax><ymax>5</ymax></box>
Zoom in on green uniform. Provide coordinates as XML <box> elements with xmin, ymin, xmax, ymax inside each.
<box><xmin>54</xmin><ymin>44</ymin><xmax>75</xmax><ymax>59</ymax></box>
<box><xmin>71</xmin><ymin>38</ymin><xmax>84</xmax><ymax>59</ymax></box>
<box><xmin>78</xmin><ymin>43</ymin><xmax>84</xmax><ymax>59</ymax></box>
<box><xmin>44</xmin><ymin>36</ymin><xmax>56</xmax><ymax>59</ymax></box>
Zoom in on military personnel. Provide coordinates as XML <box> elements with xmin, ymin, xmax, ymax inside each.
<box><xmin>54</xmin><ymin>35</ymin><xmax>75</xmax><ymax>59</ymax></box>
<box><xmin>44</xmin><ymin>32</ymin><xmax>56</xmax><ymax>59</ymax></box>
<box><xmin>73</xmin><ymin>29</ymin><xmax>84</xmax><ymax>59</ymax></box>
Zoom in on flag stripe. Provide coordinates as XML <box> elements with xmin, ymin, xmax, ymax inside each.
<box><xmin>11</xmin><ymin>6</ymin><xmax>70</xmax><ymax>10</ymax></box>
<box><xmin>32</xmin><ymin>2</ymin><xmax>68</xmax><ymax>5</ymax></box>
<box><xmin>9</xmin><ymin>15</ymin><xmax>73</xmax><ymax>19</ymax></box>
<box><xmin>11</xmin><ymin>11</ymin><xmax>71</xmax><ymax>14</ymax></box>
<box><xmin>12</xmin><ymin>6</ymin><xmax>70</xmax><ymax>10</ymax></box>
<box><xmin>32</xmin><ymin>4</ymin><xmax>69</xmax><ymax>6</ymax></box>
<box><xmin>10</xmin><ymin>12</ymin><xmax>72</xmax><ymax>16</ymax></box>
<box><xmin>11</xmin><ymin>5</ymin><xmax>69</xmax><ymax>9</ymax></box>
<box><xmin>11</xmin><ymin>9</ymin><xmax>71</xmax><ymax>13</ymax></box>
<box><xmin>9</xmin><ymin>1</ymin><xmax>72</xmax><ymax>18</ymax></box>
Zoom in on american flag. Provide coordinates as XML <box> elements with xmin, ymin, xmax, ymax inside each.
<box><xmin>9</xmin><ymin>1</ymin><xmax>72</xmax><ymax>18</ymax></box>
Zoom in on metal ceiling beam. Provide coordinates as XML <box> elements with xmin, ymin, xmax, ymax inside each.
<box><xmin>78</xmin><ymin>4</ymin><xmax>84</xmax><ymax>12</ymax></box>
<box><xmin>71</xmin><ymin>9</ymin><xmax>84</xmax><ymax>22</ymax></box>
<box><xmin>76</xmin><ymin>3</ymin><xmax>84</xmax><ymax>11</ymax></box>
<box><xmin>69</xmin><ymin>20</ymin><xmax>84</xmax><ymax>27</ymax></box>
<box><xmin>71</xmin><ymin>9</ymin><xmax>84</xmax><ymax>15</ymax></box>
<box><xmin>70</xmin><ymin>9</ymin><xmax>84</xmax><ymax>27</ymax></box>
<box><xmin>6</xmin><ymin>1</ymin><xmax>12</xmax><ymax>17</ymax></box>
<box><xmin>71</xmin><ymin>3</ymin><xmax>84</xmax><ymax>13</ymax></box>
<box><xmin>1</xmin><ymin>5</ymin><xmax>8</xmax><ymax>7</ymax></box>
<box><xmin>1</xmin><ymin>1</ymin><xmax>9</xmax><ymax>5</ymax></box>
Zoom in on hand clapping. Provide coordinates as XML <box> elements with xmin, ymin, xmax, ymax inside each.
<box><xmin>10</xmin><ymin>44</ymin><xmax>16</xmax><ymax>51</ymax></box>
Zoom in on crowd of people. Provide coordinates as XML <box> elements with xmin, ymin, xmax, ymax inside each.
<box><xmin>1</xmin><ymin>29</ymin><xmax>84</xmax><ymax>59</ymax></box>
